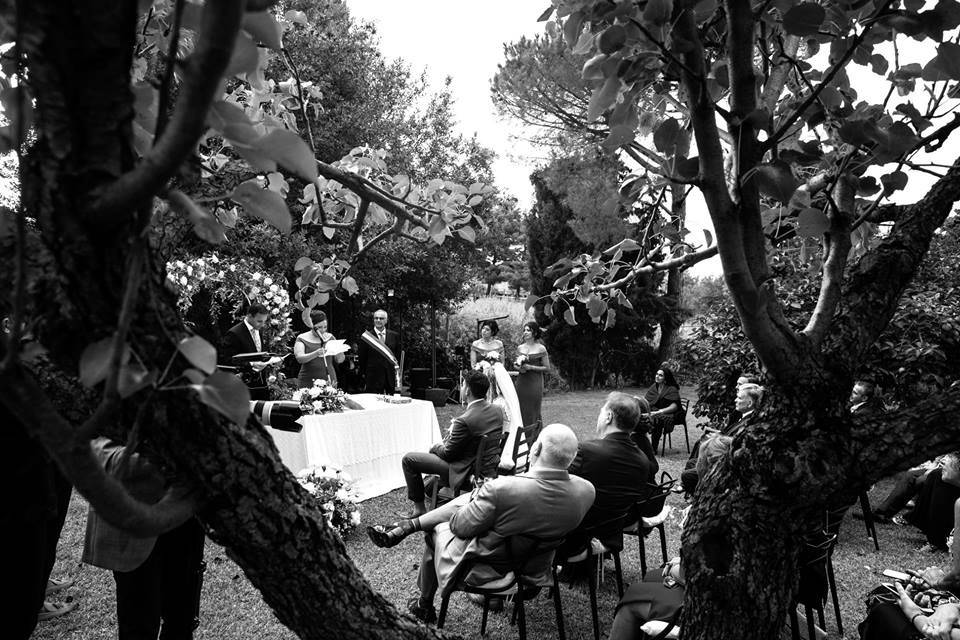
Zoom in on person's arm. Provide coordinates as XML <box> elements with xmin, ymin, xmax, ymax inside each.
<box><xmin>448</xmin><ymin>481</ymin><xmax>499</xmax><ymax>538</ymax></box>
<box><xmin>654</xmin><ymin>402</ymin><xmax>680</xmax><ymax>419</ymax></box>
<box><xmin>219</xmin><ymin>329</ymin><xmax>240</xmax><ymax>363</ymax></box>
<box><xmin>567</xmin><ymin>447</ymin><xmax>586</xmax><ymax>477</ymax></box>
<box><xmin>431</xmin><ymin>416</ymin><xmax>469</xmax><ymax>461</ymax></box>
<box><xmin>294</xmin><ymin>338</ymin><xmax>323</xmax><ymax>364</ymax></box>
<box><xmin>470</xmin><ymin>342</ymin><xmax>478</xmax><ymax>367</ymax></box>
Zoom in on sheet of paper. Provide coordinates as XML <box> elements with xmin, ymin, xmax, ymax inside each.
<box><xmin>322</xmin><ymin>339</ymin><xmax>351</xmax><ymax>356</ymax></box>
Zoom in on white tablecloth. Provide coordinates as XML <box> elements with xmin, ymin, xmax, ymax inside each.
<box><xmin>266</xmin><ymin>394</ymin><xmax>442</xmax><ymax>501</ymax></box>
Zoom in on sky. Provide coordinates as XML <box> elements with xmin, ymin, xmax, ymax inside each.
<box><xmin>345</xmin><ymin>1</ymin><xmax>724</xmax><ymax>276</ymax></box>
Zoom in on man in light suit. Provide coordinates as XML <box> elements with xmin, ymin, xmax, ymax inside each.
<box><xmin>219</xmin><ymin>303</ymin><xmax>270</xmax><ymax>400</ymax></box>
<box><xmin>399</xmin><ymin>370</ymin><xmax>504</xmax><ymax>518</ymax></box>
<box><xmin>83</xmin><ymin>438</ymin><xmax>205</xmax><ymax>640</ymax></box>
<box><xmin>368</xmin><ymin>423</ymin><xmax>595</xmax><ymax>623</ymax></box>
<box><xmin>356</xmin><ymin>309</ymin><xmax>401</xmax><ymax>394</ymax></box>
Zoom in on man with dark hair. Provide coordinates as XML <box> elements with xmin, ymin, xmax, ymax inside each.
<box><xmin>559</xmin><ymin>392</ymin><xmax>654</xmax><ymax>557</ymax></box>
<box><xmin>398</xmin><ymin>371</ymin><xmax>504</xmax><ymax>518</ymax></box>
<box><xmin>220</xmin><ymin>303</ymin><xmax>271</xmax><ymax>400</ymax></box>
<box><xmin>368</xmin><ymin>424</ymin><xmax>595</xmax><ymax>624</ymax></box>
<box><xmin>849</xmin><ymin>379</ymin><xmax>884</xmax><ymax>415</ymax></box>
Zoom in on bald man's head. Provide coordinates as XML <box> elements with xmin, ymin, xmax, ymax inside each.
<box><xmin>531</xmin><ymin>423</ymin><xmax>580</xmax><ymax>470</ymax></box>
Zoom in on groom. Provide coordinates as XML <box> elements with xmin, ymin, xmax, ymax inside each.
<box><xmin>398</xmin><ymin>370</ymin><xmax>504</xmax><ymax>518</ymax></box>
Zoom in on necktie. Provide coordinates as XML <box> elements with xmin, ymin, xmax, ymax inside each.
<box><xmin>251</xmin><ymin>328</ymin><xmax>261</xmax><ymax>351</ymax></box>
<box><xmin>378</xmin><ymin>330</ymin><xmax>385</xmax><ymax>342</ymax></box>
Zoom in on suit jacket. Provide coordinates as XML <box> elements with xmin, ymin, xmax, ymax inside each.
<box><xmin>435</xmin><ymin>467</ymin><xmax>595</xmax><ymax>590</ymax></box>
<box><xmin>357</xmin><ymin>328</ymin><xmax>400</xmax><ymax>388</ymax></box>
<box><xmin>82</xmin><ymin>438</ymin><xmax>165</xmax><ymax>572</ymax></box>
<box><xmin>431</xmin><ymin>399</ymin><xmax>504</xmax><ymax>490</ymax></box>
<box><xmin>852</xmin><ymin>398</ymin><xmax>885</xmax><ymax>416</ymax></box>
<box><xmin>220</xmin><ymin>321</ymin><xmax>260</xmax><ymax>364</ymax></box>
<box><xmin>569</xmin><ymin>431</ymin><xmax>653</xmax><ymax>531</ymax></box>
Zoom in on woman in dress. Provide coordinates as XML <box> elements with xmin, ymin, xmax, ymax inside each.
<box><xmin>643</xmin><ymin>366</ymin><xmax>682</xmax><ymax>453</ymax></box>
<box><xmin>470</xmin><ymin>320</ymin><xmax>504</xmax><ymax>366</ymax></box>
<box><xmin>293</xmin><ymin>310</ymin><xmax>345</xmax><ymax>389</ymax></box>
<box><xmin>514</xmin><ymin>321</ymin><xmax>550</xmax><ymax>429</ymax></box>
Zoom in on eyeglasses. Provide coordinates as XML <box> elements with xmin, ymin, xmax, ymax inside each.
<box><xmin>374</xmin><ymin>316</ymin><xmax>387</xmax><ymax>320</ymax></box>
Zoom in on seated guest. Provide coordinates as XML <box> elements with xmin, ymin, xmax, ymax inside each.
<box><xmin>642</xmin><ymin>367</ymin><xmax>682</xmax><ymax>452</ymax></box>
<box><xmin>723</xmin><ymin>371</ymin><xmax>760</xmax><ymax>430</ymax></box>
<box><xmin>367</xmin><ymin>424</ymin><xmax>595</xmax><ymax>623</ymax></box>
<box><xmin>873</xmin><ymin>457</ymin><xmax>944</xmax><ymax>523</ymax></box>
<box><xmin>680</xmin><ymin>384</ymin><xmax>760</xmax><ymax>495</ymax></box>
<box><xmin>398</xmin><ymin>371</ymin><xmax>504</xmax><ymax>518</ymax></box>
<box><xmin>860</xmin><ymin>565</ymin><xmax>960</xmax><ymax>639</ymax></box>
<box><xmin>900</xmin><ymin>452</ymin><xmax>960</xmax><ymax>551</ymax></box>
<box><xmin>849</xmin><ymin>378</ymin><xmax>885</xmax><ymax>416</ymax></box>
<box><xmin>609</xmin><ymin>557</ymin><xmax>685</xmax><ymax>640</ymax></box>
<box><xmin>559</xmin><ymin>393</ymin><xmax>656</xmax><ymax>558</ymax></box>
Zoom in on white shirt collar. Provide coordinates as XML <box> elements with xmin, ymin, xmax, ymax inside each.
<box><xmin>243</xmin><ymin>318</ymin><xmax>258</xmax><ymax>333</ymax></box>
<box><xmin>851</xmin><ymin>401</ymin><xmax>866</xmax><ymax>413</ymax></box>
<box><xmin>467</xmin><ymin>398</ymin><xmax>483</xmax><ymax>408</ymax></box>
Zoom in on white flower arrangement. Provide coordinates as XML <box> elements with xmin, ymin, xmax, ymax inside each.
<box><xmin>296</xmin><ymin>465</ymin><xmax>360</xmax><ymax>536</ymax></box>
<box><xmin>292</xmin><ymin>378</ymin><xmax>345</xmax><ymax>414</ymax></box>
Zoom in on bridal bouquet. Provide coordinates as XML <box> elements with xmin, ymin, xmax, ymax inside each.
<box><xmin>474</xmin><ymin>351</ymin><xmax>501</xmax><ymax>373</ymax></box>
<box><xmin>292</xmin><ymin>379</ymin><xmax>345</xmax><ymax>414</ymax></box>
<box><xmin>296</xmin><ymin>465</ymin><xmax>361</xmax><ymax>536</ymax></box>
<box><xmin>514</xmin><ymin>354</ymin><xmax>528</xmax><ymax>369</ymax></box>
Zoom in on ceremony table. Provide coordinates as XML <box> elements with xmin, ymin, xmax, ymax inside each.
<box><xmin>266</xmin><ymin>393</ymin><xmax>442</xmax><ymax>501</ymax></box>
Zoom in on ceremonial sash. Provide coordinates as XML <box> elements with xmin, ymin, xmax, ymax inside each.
<box><xmin>361</xmin><ymin>330</ymin><xmax>398</xmax><ymax>368</ymax></box>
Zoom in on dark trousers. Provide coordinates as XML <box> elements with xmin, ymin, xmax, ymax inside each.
<box><xmin>364</xmin><ymin>367</ymin><xmax>396</xmax><ymax>395</ymax></box>
<box><xmin>905</xmin><ymin>468</ymin><xmax>960</xmax><ymax>549</ymax></box>
<box><xmin>114</xmin><ymin>518</ymin><xmax>206</xmax><ymax>640</ymax></box>
<box><xmin>417</xmin><ymin>531</ymin><xmax>440</xmax><ymax>605</ymax></box>
<box><xmin>875</xmin><ymin>468</ymin><xmax>928</xmax><ymax>517</ymax></box>
<box><xmin>401</xmin><ymin>452</ymin><xmax>450</xmax><ymax>503</ymax></box>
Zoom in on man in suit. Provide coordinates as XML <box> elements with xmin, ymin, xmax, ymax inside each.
<box><xmin>219</xmin><ymin>303</ymin><xmax>270</xmax><ymax>400</ymax></box>
<box><xmin>83</xmin><ymin>438</ymin><xmax>205</xmax><ymax>640</ymax></box>
<box><xmin>561</xmin><ymin>392</ymin><xmax>654</xmax><ymax>557</ymax></box>
<box><xmin>368</xmin><ymin>423</ymin><xmax>595</xmax><ymax>623</ymax></box>
<box><xmin>398</xmin><ymin>370</ymin><xmax>504</xmax><ymax>518</ymax></box>
<box><xmin>356</xmin><ymin>309</ymin><xmax>401</xmax><ymax>394</ymax></box>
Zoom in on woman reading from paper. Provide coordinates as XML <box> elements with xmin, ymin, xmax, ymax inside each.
<box><xmin>294</xmin><ymin>310</ymin><xmax>346</xmax><ymax>389</ymax></box>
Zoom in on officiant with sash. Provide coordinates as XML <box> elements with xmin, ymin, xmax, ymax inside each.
<box><xmin>294</xmin><ymin>310</ymin><xmax>346</xmax><ymax>389</ymax></box>
<box><xmin>357</xmin><ymin>309</ymin><xmax>401</xmax><ymax>394</ymax></box>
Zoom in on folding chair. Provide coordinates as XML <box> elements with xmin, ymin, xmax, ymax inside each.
<box><xmin>623</xmin><ymin>472</ymin><xmax>676</xmax><ymax>575</ymax></box>
<box><xmin>437</xmin><ymin>534</ymin><xmax>567</xmax><ymax>640</ymax></box>
<box><xmin>510</xmin><ymin>421</ymin><xmax>542</xmax><ymax>474</ymax></box>
<box><xmin>427</xmin><ymin>432</ymin><xmax>502</xmax><ymax>510</ymax></box>
<box><xmin>788</xmin><ymin>531</ymin><xmax>837</xmax><ymax>640</ymax></box>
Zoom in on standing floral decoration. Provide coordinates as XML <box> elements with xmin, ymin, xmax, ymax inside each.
<box><xmin>291</xmin><ymin>378</ymin><xmax>345</xmax><ymax>414</ymax></box>
<box><xmin>166</xmin><ymin>252</ymin><xmax>294</xmax><ymax>349</ymax></box>
<box><xmin>296</xmin><ymin>465</ymin><xmax>361</xmax><ymax>536</ymax></box>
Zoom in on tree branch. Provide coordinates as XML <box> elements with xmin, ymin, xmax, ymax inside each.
<box><xmin>595</xmin><ymin>245</ymin><xmax>720</xmax><ymax>292</ymax></box>
<box><xmin>93</xmin><ymin>0</ymin><xmax>244</xmax><ymax>222</ymax></box>
<box><xmin>0</xmin><ymin>365</ymin><xmax>198</xmax><ymax>537</ymax></box>
<box><xmin>831</xmin><ymin>155</ymin><xmax>960</xmax><ymax>365</ymax></box>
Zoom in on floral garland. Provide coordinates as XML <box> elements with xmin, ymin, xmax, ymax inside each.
<box><xmin>291</xmin><ymin>378</ymin><xmax>345</xmax><ymax>414</ymax></box>
<box><xmin>296</xmin><ymin>464</ymin><xmax>361</xmax><ymax>536</ymax></box>
<box><xmin>165</xmin><ymin>252</ymin><xmax>294</xmax><ymax>349</ymax></box>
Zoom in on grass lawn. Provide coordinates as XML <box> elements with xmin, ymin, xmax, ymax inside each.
<box><xmin>33</xmin><ymin>387</ymin><xmax>946</xmax><ymax>639</ymax></box>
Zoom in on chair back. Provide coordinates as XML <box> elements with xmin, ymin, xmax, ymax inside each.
<box><xmin>510</xmin><ymin>422</ymin><xmax>542</xmax><ymax>474</ymax></box>
<box><xmin>796</xmin><ymin>532</ymin><xmax>836</xmax><ymax>608</ymax></box>
<box><xmin>674</xmin><ymin>399</ymin><xmax>689</xmax><ymax>427</ymax></box>
<box><xmin>634</xmin><ymin>472</ymin><xmax>676</xmax><ymax>519</ymax></box>
<box><xmin>472</xmin><ymin>432</ymin><xmax>504</xmax><ymax>489</ymax></box>
<box><xmin>442</xmin><ymin>533</ymin><xmax>565</xmax><ymax>596</ymax></box>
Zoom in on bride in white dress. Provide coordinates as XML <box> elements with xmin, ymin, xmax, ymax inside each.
<box><xmin>474</xmin><ymin>358</ymin><xmax>524</xmax><ymax>472</ymax></box>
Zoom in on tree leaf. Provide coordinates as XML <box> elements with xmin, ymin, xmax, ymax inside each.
<box><xmin>340</xmin><ymin>275</ymin><xmax>359</xmax><ymax>296</ymax></box>
<box><xmin>79</xmin><ymin>337</ymin><xmax>128</xmax><ymax>388</ymax></box>
<box><xmin>751</xmin><ymin>161</ymin><xmax>798</xmax><ymax>203</ymax></box>
<box><xmin>524</xmin><ymin>293</ymin><xmax>539</xmax><ymax>312</ymax></box>
<box><xmin>653</xmin><ymin>118</ymin><xmax>686</xmax><ymax>156</ymax></box>
<box><xmin>604</xmin><ymin>308</ymin><xmax>617</xmax><ymax>329</ymax></box>
<box><xmin>783</xmin><ymin>3</ymin><xmax>826</xmax><ymax>36</ymax></box>
<box><xmin>322</xmin><ymin>226</ymin><xmax>336</xmax><ymax>239</ymax></box>
<box><xmin>192</xmin><ymin>371</ymin><xmax>251</xmax><ymax>426</ymax></box>
<box><xmin>881</xmin><ymin>170</ymin><xmax>909</xmax><ymax>193</ymax></box>
<box><xmin>230</xmin><ymin>181</ymin><xmax>291</xmax><ymax>234</ymax></box>
<box><xmin>117</xmin><ymin>363</ymin><xmax>156</xmax><ymax>398</ymax></box>
<box><xmin>597</xmin><ymin>25</ymin><xmax>626</xmax><ymax>54</ymax></box>
<box><xmin>563</xmin><ymin>307</ymin><xmax>578</xmax><ymax>326</ymax></box>
<box><xmin>457</xmin><ymin>226</ymin><xmax>477</xmax><ymax>243</ymax></box>
<box><xmin>251</xmin><ymin>129</ymin><xmax>318</xmax><ymax>181</ymax></box>
<box><xmin>168</xmin><ymin>190</ymin><xmax>228</xmax><ymax>244</ymax></box>
<box><xmin>796</xmin><ymin>208</ymin><xmax>829</xmax><ymax>238</ymax></box>
<box><xmin>178</xmin><ymin>336</ymin><xmax>218</xmax><ymax>375</ymax></box>
<box><xmin>704</xmin><ymin>228</ymin><xmax>714</xmax><ymax>247</ymax></box>
<box><xmin>226</xmin><ymin>32</ymin><xmax>260</xmax><ymax>77</ymax></box>
<box><xmin>242</xmin><ymin>11</ymin><xmax>282</xmax><ymax>49</ymax></box>
<box><xmin>643</xmin><ymin>0</ymin><xmax>673</xmax><ymax>25</ymax></box>
<box><xmin>587</xmin><ymin>76</ymin><xmax>620</xmax><ymax>122</ymax></box>
<box><xmin>294</xmin><ymin>257</ymin><xmax>313</xmax><ymax>271</ymax></box>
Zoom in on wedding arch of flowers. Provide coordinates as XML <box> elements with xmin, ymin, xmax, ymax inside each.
<box><xmin>165</xmin><ymin>252</ymin><xmax>295</xmax><ymax>350</ymax></box>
